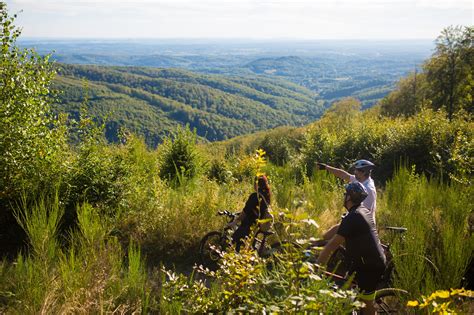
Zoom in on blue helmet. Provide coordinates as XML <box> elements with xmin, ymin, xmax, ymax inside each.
<box><xmin>345</xmin><ymin>182</ymin><xmax>368</xmax><ymax>205</ymax></box>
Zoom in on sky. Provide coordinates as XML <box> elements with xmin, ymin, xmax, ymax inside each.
<box><xmin>6</xmin><ymin>0</ymin><xmax>473</xmax><ymax>40</ymax></box>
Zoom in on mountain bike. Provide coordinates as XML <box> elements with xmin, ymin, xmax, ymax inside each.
<box><xmin>301</xmin><ymin>226</ymin><xmax>410</xmax><ymax>314</ymax></box>
<box><xmin>199</xmin><ymin>210</ymin><xmax>282</xmax><ymax>269</ymax></box>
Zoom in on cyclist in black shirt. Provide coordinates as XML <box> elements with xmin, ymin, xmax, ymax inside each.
<box><xmin>317</xmin><ymin>182</ymin><xmax>386</xmax><ymax>315</ymax></box>
<box><xmin>227</xmin><ymin>175</ymin><xmax>272</xmax><ymax>251</ymax></box>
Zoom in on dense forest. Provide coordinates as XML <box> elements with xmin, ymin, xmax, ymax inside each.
<box><xmin>1</xmin><ymin>2</ymin><xmax>473</xmax><ymax>313</ymax></box>
<box><xmin>54</xmin><ymin>64</ymin><xmax>323</xmax><ymax>145</ymax></box>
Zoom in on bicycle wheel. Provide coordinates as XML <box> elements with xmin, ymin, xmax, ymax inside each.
<box><xmin>199</xmin><ymin>231</ymin><xmax>226</xmax><ymax>269</ymax></box>
<box><xmin>374</xmin><ymin>288</ymin><xmax>409</xmax><ymax>314</ymax></box>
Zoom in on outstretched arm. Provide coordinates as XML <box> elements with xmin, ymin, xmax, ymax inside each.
<box><xmin>317</xmin><ymin>163</ymin><xmax>351</xmax><ymax>182</ymax></box>
<box><xmin>317</xmin><ymin>234</ymin><xmax>345</xmax><ymax>266</ymax></box>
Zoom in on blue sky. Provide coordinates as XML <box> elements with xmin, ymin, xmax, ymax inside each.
<box><xmin>6</xmin><ymin>0</ymin><xmax>473</xmax><ymax>39</ymax></box>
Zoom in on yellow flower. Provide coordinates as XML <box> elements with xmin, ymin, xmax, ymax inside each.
<box><xmin>434</xmin><ymin>290</ymin><xmax>450</xmax><ymax>299</ymax></box>
<box><xmin>450</xmin><ymin>288</ymin><xmax>462</xmax><ymax>296</ymax></box>
<box><xmin>457</xmin><ymin>289</ymin><xmax>474</xmax><ymax>298</ymax></box>
<box><xmin>406</xmin><ymin>300</ymin><xmax>419</xmax><ymax>307</ymax></box>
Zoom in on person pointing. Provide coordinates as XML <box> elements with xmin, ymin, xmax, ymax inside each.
<box><xmin>317</xmin><ymin>159</ymin><xmax>377</xmax><ymax>240</ymax></box>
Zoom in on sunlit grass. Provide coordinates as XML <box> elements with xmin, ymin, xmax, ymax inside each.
<box><xmin>0</xmin><ymin>139</ymin><xmax>472</xmax><ymax>313</ymax></box>
<box><xmin>378</xmin><ymin>167</ymin><xmax>474</xmax><ymax>300</ymax></box>
<box><xmin>0</xmin><ymin>192</ymin><xmax>152</xmax><ymax>314</ymax></box>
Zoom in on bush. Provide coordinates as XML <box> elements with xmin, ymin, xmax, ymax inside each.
<box><xmin>207</xmin><ymin>158</ymin><xmax>233</xmax><ymax>183</ymax></box>
<box><xmin>302</xmin><ymin>108</ymin><xmax>473</xmax><ymax>184</ymax></box>
<box><xmin>259</xmin><ymin>126</ymin><xmax>304</xmax><ymax>166</ymax></box>
<box><xmin>158</xmin><ymin>125</ymin><xmax>202</xmax><ymax>184</ymax></box>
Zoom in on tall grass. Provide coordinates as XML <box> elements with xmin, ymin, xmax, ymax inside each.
<box><xmin>1</xmin><ymin>135</ymin><xmax>472</xmax><ymax>313</ymax></box>
<box><xmin>267</xmin><ymin>164</ymin><xmax>343</xmax><ymax>235</ymax></box>
<box><xmin>0</xmin><ymin>193</ymin><xmax>152</xmax><ymax>314</ymax></box>
<box><xmin>378</xmin><ymin>167</ymin><xmax>474</xmax><ymax>298</ymax></box>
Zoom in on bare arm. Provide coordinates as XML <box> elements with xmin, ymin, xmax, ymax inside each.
<box><xmin>317</xmin><ymin>234</ymin><xmax>345</xmax><ymax>266</ymax></box>
<box><xmin>318</xmin><ymin>163</ymin><xmax>351</xmax><ymax>182</ymax></box>
<box><xmin>322</xmin><ymin>224</ymin><xmax>340</xmax><ymax>241</ymax></box>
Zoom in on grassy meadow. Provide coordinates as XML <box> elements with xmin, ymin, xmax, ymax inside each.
<box><xmin>0</xmin><ymin>126</ymin><xmax>472</xmax><ymax>313</ymax></box>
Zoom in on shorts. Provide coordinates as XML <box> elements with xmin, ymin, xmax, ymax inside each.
<box><xmin>353</xmin><ymin>268</ymin><xmax>384</xmax><ymax>298</ymax></box>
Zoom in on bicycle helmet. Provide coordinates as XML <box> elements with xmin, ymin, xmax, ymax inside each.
<box><xmin>345</xmin><ymin>182</ymin><xmax>368</xmax><ymax>205</ymax></box>
<box><xmin>352</xmin><ymin>159</ymin><xmax>375</xmax><ymax>171</ymax></box>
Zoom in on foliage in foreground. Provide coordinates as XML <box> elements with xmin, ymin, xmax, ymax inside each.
<box><xmin>0</xmin><ymin>2</ymin><xmax>68</xmax><ymax>199</ymax></box>
<box><xmin>407</xmin><ymin>288</ymin><xmax>474</xmax><ymax>314</ymax></box>
<box><xmin>0</xmin><ymin>195</ymin><xmax>151</xmax><ymax>313</ymax></box>
<box><xmin>160</xmin><ymin>216</ymin><xmax>362</xmax><ymax>314</ymax></box>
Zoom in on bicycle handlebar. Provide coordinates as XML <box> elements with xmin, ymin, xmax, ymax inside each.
<box><xmin>217</xmin><ymin>210</ymin><xmax>239</xmax><ymax>222</ymax></box>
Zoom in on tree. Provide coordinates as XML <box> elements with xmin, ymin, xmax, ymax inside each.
<box><xmin>158</xmin><ymin>125</ymin><xmax>202</xmax><ymax>184</ymax></box>
<box><xmin>424</xmin><ymin>25</ymin><xmax>473</xmax><ymax>120</ymax></box>
<box><xmin>379</xmin><ymin>71</ymin><xmax>429</xmax><ymax>117</ymax></box>
<box><xmin>0</xmin><ymin>2</ymin><xmax>65</xmax><ymax>197</ymax></box>
<box><xmin>319</xmin><ymin>97</ymin><xmax>362</xmax><ymax>128</ymax></box>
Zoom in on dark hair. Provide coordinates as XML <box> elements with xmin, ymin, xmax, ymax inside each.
<box><xmin>256</xmin><ymin>175</ymin><xmax>271</xmax><ymax>205</ymax></box>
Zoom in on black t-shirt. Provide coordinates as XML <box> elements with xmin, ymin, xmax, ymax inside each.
<box><xmin>241</xmin><ymin>192</ymin><xmax>269</xmax><ymax>227</ymax></box>
<box><xmin>337</xmin><ymin>205</ymin><xmax>386</xmax><ymax>272</ymax></box>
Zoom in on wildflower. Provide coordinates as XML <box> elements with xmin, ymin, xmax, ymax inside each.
<box><xmin>407</xmin><ymin>300</ymin><xmax>419</xmax><ymax>307</ymax></box>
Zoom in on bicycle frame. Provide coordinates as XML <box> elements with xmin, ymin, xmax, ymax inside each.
<box><xmin>199</xmin><ymin>210</ymin><xmax>278</xmax><ymax>268</ymax></box>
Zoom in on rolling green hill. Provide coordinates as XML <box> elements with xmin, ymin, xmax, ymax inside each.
<box><xmin>242</xmin><ymin>56</ymin><xmax>402</xmax><ymax>108</ymax></box>
<box><xmin>54</xmin><ymin>64</ymin><xmax>323</xmax><ymax>146</ymax></box>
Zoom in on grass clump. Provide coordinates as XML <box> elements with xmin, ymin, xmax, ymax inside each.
<box><xmin>0</xmin><ymin>194</ymin><xmax>153</xmax><ymax>314</ymax></box>
<box><xmin>378</xmin><ymin>167</ymin><xmax>474</xmax><ymax>299</ymax></box>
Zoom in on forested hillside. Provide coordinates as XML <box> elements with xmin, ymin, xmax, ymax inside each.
<box><xmin>243</xmin><ymin>55</ymin><xmax>401</xmax><ymax>107</ymax></box>
<box><xmin>26</xmin><ymin>38</ymin><xmax>430</xmax><ymax>110</ymax></box>
<box><xmin>54</xmin><ymin>64</ymin><xmax>323</xmax><ymax>145</ymax></box>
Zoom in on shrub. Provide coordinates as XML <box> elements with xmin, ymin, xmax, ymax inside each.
<box><xmin>302</xmin><ymin>108</ymin><xmax>473</xmax><ymax>184</ymax></box>
<box><xmin>207</xmin><ymin>158</ymin><xmax>233</xmax><ymax>183</ymax></box>
<box><xmin>259</xmin><ymin>126</ymin><xmax>304</xmax><ymax>166</ymax></box>
<box><xmin>158</xmin><ymin>125</ymin><xmax>202</xmax><ymax>184</ymax></box>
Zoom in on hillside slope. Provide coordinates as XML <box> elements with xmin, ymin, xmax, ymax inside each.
<box><xmin>54</xmin><ymin>64</ymin><xmax>323</xmax><ymax>146</ymax></box>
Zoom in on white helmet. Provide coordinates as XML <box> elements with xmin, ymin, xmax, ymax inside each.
<box><xmin>352</xmin><ymin>159</ymin><xmax>375</xmax><ymax>171</ymax></box>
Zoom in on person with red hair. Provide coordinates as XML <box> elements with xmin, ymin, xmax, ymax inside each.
<box><xmin>227</xmin><ymin>175</ymin><xmax>272</xmax><ymax>251</ymax></box>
